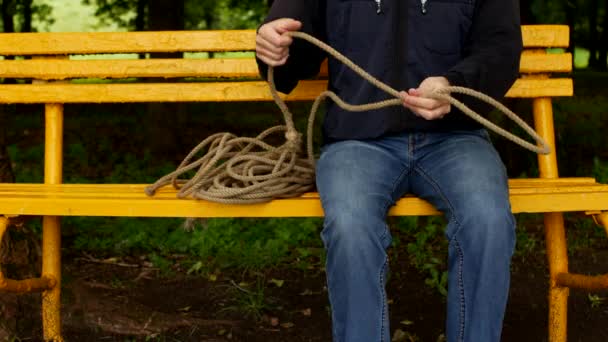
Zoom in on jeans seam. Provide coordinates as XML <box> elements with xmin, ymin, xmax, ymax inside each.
<box><xmin>378</xmin><ymin>159</ymin><xmax>411</xmax><ymax>245</ymax></box>
<box><xmin>454</xmin><ymin>238</ymin><xmax>466</xmax><ymax>342</ymax></box>
<box><xmin>379</xmin><ymin>256</ymin><xmax>389</xmax><ymax>342</ymax></box>
<box><xmin>412</xmin><ymin>166</ymin><xmax>463</xmax><ymax>240</ymax></box>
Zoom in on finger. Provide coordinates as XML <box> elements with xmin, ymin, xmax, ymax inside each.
<box><xmin>403</xmin><ymin>94</ymin><xmax>446</xmax><ymax>111</ymax></box>
<box><xmin>256</xmin><ymin>46</ymin><xmax>289</xmax><ymax>63</ymax></box>
<box><xmin>275</xmin><ymin>19</ymin><xmax>303</xmax><ymax>34</ymax></box>
<box><xmin>256</xmin><ymin>52</ymin><xmax>289</xmax><ymax>67</ymax></box>
<box><xmin>261</xmin><ymin>28</ymin><xmax>294</xmax><ymax>48</ymax></box>
<box><xmin>412</xmin><ymin>105</ymin><xmax>451</xmax><ymax>120</ymax></box>
<box><xmin>256</xmin><ymin>35</ymin><xmax>289</xmax><ymax>55</ymax></box>
<box><xmin>407</xmin><ymin>88</ymin><xmax>422</xmax><ymax>97</ymax></box>
<box><xmin>259</xmin><ymin>24</ymin><xmax>295</xmax><ymax>48</ymax></box>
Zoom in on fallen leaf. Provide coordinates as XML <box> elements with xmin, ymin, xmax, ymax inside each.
<box><xmin>392</xmin><ymin>329</ymin><xmax>418</xmax><ymax>342</ymax></box>
<box><xmin>301</xmin><ymin>308</ymin><xmax>312</xmax><ymax>316</ymax></box>
<box><xmin>300</xmin><ymin>289</ymin><xmax>313</xmax><ymax>296</ymax></box>
<box><xmin>269</xmin><ymin>278</ymin><xmax>285</xmax><ymax>288</ymax></box>
<box><xmin>400</xmin><ymin>320</ymin><xmax>414</xmax><ymax>326</ymax></box>
<box><xmin>281</xmin><ymin>322</ymin><xmax>295</xmax><ymax>329</ymax></box>
<box><xmin>177</xmin><ymin>306</ymin><xmax>191</xmax><ymax>312</ymax></box>
<box><xmin>270</xmin><ymin>317</ymin><xmax>280</xmax><ymax>326</ymax></box>
<box><xmin>392</xmin><ymin>329</ymin><xmax>407</xmax><ymax>341</ymax></box>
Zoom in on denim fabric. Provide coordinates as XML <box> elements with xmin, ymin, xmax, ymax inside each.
<box><xmin>315</xmin><ymin>129</ymin><xmax>516</xmax><ymax>342</ymax></box>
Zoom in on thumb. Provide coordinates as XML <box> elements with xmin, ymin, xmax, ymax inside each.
<box><xmin>275</xmin><ymin>18</ymin><xmax>303</xmax><ymax>34</ymax></box>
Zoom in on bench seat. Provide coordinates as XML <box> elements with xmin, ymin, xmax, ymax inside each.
<box><xmin>1</xmin><ymin>178</ymin><xmax>607</xmax><ymax>218</ymax></box>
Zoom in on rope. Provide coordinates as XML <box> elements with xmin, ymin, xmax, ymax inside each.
<box><xmin>145</xmin><ymin>31</ymin><xmax>550</xmax><ymax>203</ymax></box>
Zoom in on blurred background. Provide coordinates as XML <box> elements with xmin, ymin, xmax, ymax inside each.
<box><xmin>0</xmin><ymin>1</ymin><xmax>607</xmax><ymax>341</ymax></box>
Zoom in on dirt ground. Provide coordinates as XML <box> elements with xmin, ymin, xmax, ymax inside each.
<box><xmin>5</xmin><ymin>240</ymin><xmax>608</xmax><ymax>342</ymax></box>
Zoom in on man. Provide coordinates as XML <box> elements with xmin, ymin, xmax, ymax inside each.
<box><xmin>255</xmin><ymin>1</ymin><xmax>522</xmax><ymax>341</ymax></box>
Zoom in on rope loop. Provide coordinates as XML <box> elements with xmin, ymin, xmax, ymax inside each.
<box><xmin>145</xmin><ymin>31</ymin><xmax>550</xmax><ymax>203</ymax></box>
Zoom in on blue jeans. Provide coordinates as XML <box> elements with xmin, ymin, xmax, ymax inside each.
<box><xmin>316</xmin><ymin>129</ymin><xmax>516</xmax><ymax>342</ymax></box>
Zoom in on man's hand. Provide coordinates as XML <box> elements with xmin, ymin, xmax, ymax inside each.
<box><xmin>400</xmin><ymin>76</ymin><xmax>451</xmax><ymax>120</ymax></box>
<box><xmin>256</xmin><ymin>18</ymin><xmax>302</xmax><ymax>67</ymax></box>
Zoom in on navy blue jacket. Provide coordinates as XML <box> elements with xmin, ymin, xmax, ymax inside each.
<box><xmin>257</xmin><ymin>0</ymin><xmax>523</xmax><ymax>143</ymax></box>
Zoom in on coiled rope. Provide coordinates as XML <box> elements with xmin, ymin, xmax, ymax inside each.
<box><xmin>144</xmin><ymin>31</ymin><xmax>550</xmax><ymax>204</ymax></box>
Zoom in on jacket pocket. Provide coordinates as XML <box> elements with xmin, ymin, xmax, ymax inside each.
<box><xmin>416</xmin><ymin>0</ymin><xmax>474</xmax><ymax>56</ymax></box>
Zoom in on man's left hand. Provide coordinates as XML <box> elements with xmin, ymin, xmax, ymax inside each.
<box><xmin>400</xmin><ymin>76</ymin><xmax>451</xmax><ymax>120</ymax></box>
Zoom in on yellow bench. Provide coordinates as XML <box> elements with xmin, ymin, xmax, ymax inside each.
<box><xmin>0</xmin><ymin>25</ymin><xmax>607</xmax><ymax>341</ymax></box>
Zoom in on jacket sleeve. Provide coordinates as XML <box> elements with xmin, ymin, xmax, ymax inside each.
<box><xmin>443</xmin><ymin>0</ymin><xmax>523</xmax><ymax>110</ymax></box>
<box><xmin>256</xmin><ymin>0</ymin><xmax>327</xmax><ymax>94</ymax></box>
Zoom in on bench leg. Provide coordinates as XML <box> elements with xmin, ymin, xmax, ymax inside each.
<box><xmin>544</xmin><ymin>212</ymin><xmax>569</xmax><ymax>342</ymax></box>
<box><xmin>42</xmin><ymin>103</ymin><xmax>65</xmax><ymax>341</ymax></box>
<box><xmin>42</xmin><ymin>216</ymin><xmax>63</xmax><ymax>342</ymax></box>
<box><xmin>533</xmin><ymin>98</ymin><xmax>568</xmax><ymax>342</ymax></box>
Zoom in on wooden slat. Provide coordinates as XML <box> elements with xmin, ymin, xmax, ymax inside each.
<box><xmin>505</xmin><ymin>78</ymin><xmax>573</xmax><ymax>98</ymax></box>
<box><xmin>522</xmin><ymin>25</ymin><xmax>570</xmax><ymax>48</ymax></box>
<box><xmin>0</xmin><ymin>59</ymin><xmax>261</xmax><ymax>80</ymax></box>
<box><xmin>0</xmin><ymin>78</ymin><xmax>573</xmax><ymax>104</ymax></box>
<box><xmin>0</xmin><ymin>26</ymin><xmax>567</xmax><ymax>56</ymax></box>
<box><xmin>0</xmin><ymin>30</ymin><xmax>257</xmax><ymax>56</ymax></box>
<box><xmin>519</xmin><ymin>53</ymin><xmax>572</xmax><ymax>73</ymax></box>
<box><xmin>0</xmin><ymin>53</ymin><xmax>571</xmax><ymax>80</ymax></box>
<box><xmin>0</xmin><ymin>178</ymin><xmax>599</xmax><ymax>194</ymax></box>
<box><xmin>0</xmin><ymin>180</ymin><xmax>606</xmax><ymax>217</ymax></box>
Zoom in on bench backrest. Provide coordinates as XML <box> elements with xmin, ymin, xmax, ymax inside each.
<box><xmin>0</xmin><ymin>25</ymin><xmax>571</xmax><ymax>104</ymax></box>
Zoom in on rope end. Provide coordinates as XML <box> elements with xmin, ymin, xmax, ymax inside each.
<box><xmin>144</xmin><ymin>186</ymin><xmax>156</xmax><ymax>197</ymax></box>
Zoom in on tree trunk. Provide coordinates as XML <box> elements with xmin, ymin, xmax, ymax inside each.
<box><xmin>146</xmin><ymin>0</ymin><xmax>186</xmax><ymax>156</ymax></box>
<box><xmin>135</xmin><ymin>0</ymin><xmax>147</xmax><ymax>31</ymax></box>
<box><xmin>589</xmin><ymin>0</ymin><xmax>600</xmax><ymax>68</ymax></box>
<box><xmin>1</xmin><ymin>0</ymin><xmax>14</xmax><ymax>33</ymax></box>
<box><xmin>563</xmin><ymin>0</ymin><xmax>577</xmax><ymax>67</ymax></box>
<box><xmin>598</xmin><ymin>0</ymin><xmax>608</xmax><ymax>71</ymax></box>
<box><xmin>20</xmin><ymin>0</ymin><xmax>32</xmax><ymax>32</ymax></box>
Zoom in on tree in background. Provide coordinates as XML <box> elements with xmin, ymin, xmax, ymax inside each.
<box><xmin>598</xmin><ymin>0</ymin><xmax>608</xmax><ymax>70</ymax></box>
<box><xmin>83</xmin><ymin>0</ymin><xmax>269</xmax><ymax>31</ymax></box>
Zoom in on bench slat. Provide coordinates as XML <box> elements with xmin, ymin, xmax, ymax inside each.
<box><xmin>0</xmin><ymin>179</ymin><xmax>606</xmax><ymax>217</ymax></box>
<box><xmin>0</xmin><ymin>53</ymin><xmax>571</xmax><ymax>80</ymax></box>
<box><xmin>0</xmin><ymin>30</ymin><xmax>258</xmax><ymax>55</ymax></box>
<box><xmin>519</xmin><ymin>53</ymin><xmax>572</xmax><ymax>73</ymax></box>
<box><xmin>0</xmin><ymin>178</ymin><xmax>599</xmax><ymax>194</ymax></box>
<box><xmin>521</xmin><ymin>25</ymin><xmax>570</xmax><ymax>48</ymax></box>
<box><xmin>0</xmin><ymin>78</ymin><xmax>573</xmax><ymax>104</ymax></box>
<box><xmin>0</xmin><ymin>26</ymin><xmax>568</xmax><ymax>56</ymax></box>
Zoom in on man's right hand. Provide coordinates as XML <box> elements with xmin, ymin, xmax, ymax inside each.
<box><xmin>256</xmin><ymin>18</ymin><xmax>302</xmax><ymax>67</ymax></box>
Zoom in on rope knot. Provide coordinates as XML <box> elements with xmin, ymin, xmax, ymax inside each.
<box><xmin>285</xmin><ymin>130</ymin><xmax>302</xmax><ymax>152</ymax></box>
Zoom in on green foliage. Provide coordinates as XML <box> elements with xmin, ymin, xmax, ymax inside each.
<box><xmin>81</xmin><ymin>0</ymin><xmax>268</xmax><ymax>31</ymax></box>
<box><xmin>394</xmin><ymin>217</ymin><xmax>449</xmax><ymax>297</ymax></box>
<box><xmin>81</xmin><ymin>0</ymin><xmax>139</xmax><ymax>29</ymax></box>
<box><xmin>222</xmin><ymin>276</ymin><xmax>273</xmax><ymax>320</ymax></box>
<box><xmin>7</xmin><ymin>144</ymin><xmax>44</xmax><ymax>183</ymax></box>
<box><xmin>566</xmin><ymin>213</ymin><xmax>608</xmax><ymax>254</ymax></box>
<box><xmin>68</xmin><ymin>216</ymin><xmax>323</xmax><ymax>273</ymax></box>
<box><xmin>593</xmin><ymin>157</ymin><xmax>608</xmax><ymax>183</ymax></box>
